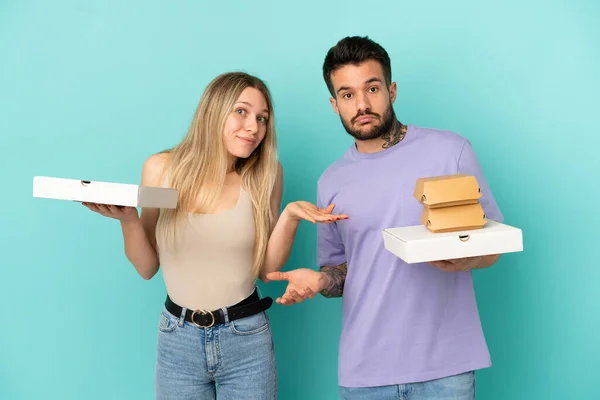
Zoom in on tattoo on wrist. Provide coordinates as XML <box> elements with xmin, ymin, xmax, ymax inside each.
<box><xmin>319</xmin><ymin>262</ymin><xmax>347</xmax><ymax>298</ymax></box>
<box><xmin>382</xmin><ymin>121</ymin><xmax>407</xmax><ymax>149</ymax></box>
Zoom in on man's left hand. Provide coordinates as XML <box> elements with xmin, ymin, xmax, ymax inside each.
<box><xmin>429</xmin><ymin>256</ymin><xmax>483</xmax><ymax>272</ymax></box>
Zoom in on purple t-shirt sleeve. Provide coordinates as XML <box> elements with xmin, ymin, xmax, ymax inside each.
<box><xmin>316</xmin><ymin>181</ymin><xmax>346</xmax><ymax>267</ymax></box>
<box><xmin>458</xmin><ymin>140</ymin><xmax>504</xmax><ymax>223</ymax></box>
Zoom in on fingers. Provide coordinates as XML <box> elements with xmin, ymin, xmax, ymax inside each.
<box><xmin>276</xmin><ymin>286</ymin><xmax>315</xmax><ymax>306</ymax></box>
<box><xmin>325</xmin><ymin>214</ymin><xmax>349</xmax><ymax>222</ymax></box>
<box><xmin>82</xmin><ymin>202</ymin><xmax>108</xmax><ymax>214</ymax></box>
<box><xmin>82</xmin><ymin>203</ymin><xmax>132</xmax><ymax>219</ymax></box>
<box><xmin>276</xmin><ymin>291</ymin><xmax>298</xmax><ymax>306</ymax></box>
<box><xmin>429</xmin><ymin>260</ymin><xmax>467</xmax><ymax>272</ymax></box>
<box><xmin>288</xmin><ymin>288</ymin><xmax>306</xmax><ymax>303</ymax></box>
<box><xmin>292</xmin><ymin>202</ymin><xmax>348</xmax><ymax>224</ymax></box>
<box><xmin>82</xmin><ymin>202</ymin><xmax>102</xmax><ymax>214</ymax></box>
<box><xmin>304</xmin><ymin>211</ymin><xmax>348</xmax><ymax>224</ymax></box>
<box><xmin>304</xmin><ymin>287</ymin><xmax>317</xmax><ymax>299</ymax></box>
<box><xmin>429</xmin><ymin>261</ymin><xmax>459</xmax><ymax>272</ymax></box>
<box><xmin>265</xmin><ymin>271</ymin><xmax>289</xmax><ymax>282</ymax></box>
<box><xmin>105</xmin><ymin>205</ymin><xmax>128</xmax><ymax>215</ymax></box>
<box><xmin>276</xmin><ymin>296</ymin><xmax>296</xmax><ymax>306</ymax></box>
<box><xmin>321</xmin><ymin>204</ymin><xmax>336</xmax><ymax>213</ymax></box>
<box><xmin>320</xmin><ymin>204</ymin><xmax>349</xmax><ymax>221</ymax></box>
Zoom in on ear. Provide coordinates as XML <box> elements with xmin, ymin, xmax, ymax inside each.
<box><xmin>389</xmin><ymin>82</ymin><xmax>397</xmax><ymax>104</ymax></box>
<box><xmin>329</xmin><ymin>97</ymin><xmax>340</xmax><ymax>115</ymax></box>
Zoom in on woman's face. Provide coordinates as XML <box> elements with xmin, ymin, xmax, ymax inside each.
<box><xmin>223</xmin><ymin>87</ymin><xmax>270</xmax><ymax>160</ymax></box>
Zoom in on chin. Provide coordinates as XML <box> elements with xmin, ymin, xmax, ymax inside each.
<box><xmin>231</xmin><ymin>149</ymin><xmax>255</xmax><ymax>159</ymax></box>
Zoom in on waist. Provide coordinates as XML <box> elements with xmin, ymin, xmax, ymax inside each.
<box><xmin>161</xmin><ymin>272</ymin><xmax>256</xmax><ymax>311</ymax></box>
<box><xmin>165</xmin><ymin>287</ymin><xmax>273</xmax><ymax>328</ymax></box>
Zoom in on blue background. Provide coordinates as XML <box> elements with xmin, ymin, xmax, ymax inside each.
<box><xmin>1</xmin><ymin>0</ymin><xmax>599</xmax><ymax>398</ymax></box>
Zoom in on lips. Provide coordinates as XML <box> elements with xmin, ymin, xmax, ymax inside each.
<box><xmin>354</xmin><ymin>115</ymin><xmax>377</xmax><ymax>124</ymax></box>
<box><xmin>237</xmin><ymin>136</ymin><xmax>257</xmax><ymax>145</ymax></box>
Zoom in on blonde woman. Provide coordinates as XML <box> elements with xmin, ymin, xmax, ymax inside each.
<box><xmin>82</xmin><ymin>72</ymin><xmax>347</xmax><ymax>399</ymax></box>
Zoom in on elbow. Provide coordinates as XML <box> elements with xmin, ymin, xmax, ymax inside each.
<box><xmin>140</xmin><ymin>271</ymin><xmax>155</xmax><ymax>280</ymax></box>
<box><xmin>258</xmin><ymin>273</ymin><xmax>270</xmax><ymax>284</ymax></box>
<box><xmin>137</xmin><ymin>263</ymin><xmax>159</xmax><ymax>280</ymax></box>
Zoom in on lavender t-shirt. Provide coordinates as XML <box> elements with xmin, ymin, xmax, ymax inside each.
<box><xmin>316</xmin><ymin>125</ymin><xmax>503</xmax><ymax>388</ymax></box>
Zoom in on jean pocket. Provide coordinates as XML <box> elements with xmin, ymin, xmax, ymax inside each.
<box><xmin>229</xmin><ymin>311</ymin><xmax>269</xmax><ymax>336</ymax></box>
<box><xmin>158</xmin><ymin>310</ymin><xmax>178</xmax><ymax>333</ymax></box>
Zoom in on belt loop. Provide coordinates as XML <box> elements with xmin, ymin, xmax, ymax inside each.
<box><xmin>178</xmin><ymin>307</ymin><xmax>187</xmax><ymax>327</ymax></box>
<box><xmin>220</xmin><ymin>307</ymin><xmax>230</xmax><ymax>325</ymax></box>
<box><xmin>256</xmin><ymin>285</ymin><xmax>263</xmax><ymax>299</ymax></box>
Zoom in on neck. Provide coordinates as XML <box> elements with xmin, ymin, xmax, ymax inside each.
<box><xmin>227</xmin><ymin>156</ymin><xmax>238</xmax><ymax>173</ymax></box>
<box><xmin>355</xmin><ymin>120</ymin><xmax>407</xmax><ymax>153</ymax></box>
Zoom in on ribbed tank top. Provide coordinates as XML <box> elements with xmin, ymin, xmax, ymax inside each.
<box><xmin>155</xmin><ymin>186</ymin><xmax>256</xmax><ymax>311</ymax></box>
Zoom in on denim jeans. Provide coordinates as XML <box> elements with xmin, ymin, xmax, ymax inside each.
<box><xmin>339</xmin><ymin>371</ymin><xmax>475</xmax><ymax>400</ymax></box>
<box><xmin>155</xmin><ymin>305</ymin><xmax>277</xmax><ymax>399</ymax></box>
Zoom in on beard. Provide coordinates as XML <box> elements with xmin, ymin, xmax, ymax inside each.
<box><xmin>340</xmin><ymin>106</ymin><xmax>396</xmax><ymax>141</ymax></box>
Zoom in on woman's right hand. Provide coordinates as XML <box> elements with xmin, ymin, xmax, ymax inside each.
<box><xmin>82</xmin><ymin>202</ymin><xmax>139</xmax><ymax>223</ymax></box>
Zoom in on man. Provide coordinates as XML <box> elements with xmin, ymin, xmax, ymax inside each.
<box><xmin>266</xmin><ymin>36</ymin><xmax>503</xmax><ymax>399</ymax></box>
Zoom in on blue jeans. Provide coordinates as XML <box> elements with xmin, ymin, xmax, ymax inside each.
<box><xmin>155</xmin><ymin>306</ymin><xmax>277</xmax><ymax>399</ymax></box>
<box><xmin>339</xmin><ymin>371</ymin><xmax>475</xmax><ymax>400</ymax></box>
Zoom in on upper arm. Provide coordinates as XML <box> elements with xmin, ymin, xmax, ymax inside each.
<box><xmin>316</xmin><ymin>179</ymin><xmax>346</xmax><ymax>267</ymax></box>
<box><xmin>457</xmin><ymin>140</ymin><xmax>504</xmax><ymax>223</ymax></box>
<box><xmin>269</xmin><ymin>162</ymin><xmax>284</xmax><ymax>230</ymax></box>
<box><xmin>140</xmin><ymin>152</ymin><xmax>170</xmax><ymax>250</ymax></box>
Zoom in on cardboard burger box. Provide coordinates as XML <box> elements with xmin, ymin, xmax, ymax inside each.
<box><xmin>32</xmin><ymin>176</ymin><xmax>178</xmax><ymax>209</ymax></box>
<box><xmin>420</xmin><ymin>203</ymin><xmax>486</xmax><ymax>233</ymax></box>
<box><xmin>414</xmin><ymin>174</ymin><xmax>484</xmax><ymax>233</ymax></box>
<box><xmin>382</xmin><ymin>174</ymin><xmax>523</xmax><ymax>264</ymax></box>
<box><xmin>413</xmin><ymin>174</ymin><xmax>481</xmax><ymax>209</ymax></box>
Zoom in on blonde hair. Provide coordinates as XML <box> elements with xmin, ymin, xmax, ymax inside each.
<box><xmin>157</xmin><ymin>72</ymin><xmax>278</xmax><ymax>279</ymax></box>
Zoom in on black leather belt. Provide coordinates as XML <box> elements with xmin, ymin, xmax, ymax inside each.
<box><xmin>165</xmin><ymin>288</ymin><xmax>273</xmax><ymax>328</ymax></box>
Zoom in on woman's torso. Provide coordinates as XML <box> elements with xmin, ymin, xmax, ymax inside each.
<box><xmin>156</xmin><ymin>174</ymin><xmax>256</xmax><ymax>311</ymax></box>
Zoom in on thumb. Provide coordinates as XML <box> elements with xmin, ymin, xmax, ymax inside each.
<box><xmin>323</xmin><ymin>204</ymin><xmax>335</xmax><ymax>213</ymax></box>
<box><xmin>265</xmin><ymin>271</ymin><xmax>289</xmax><ymax>281</ymax></box>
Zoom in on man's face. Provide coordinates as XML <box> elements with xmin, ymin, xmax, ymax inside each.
<box><xmin>329</xmin><ymin>59</ymin><xmax>397</xmax><ymax>141</ymax></box>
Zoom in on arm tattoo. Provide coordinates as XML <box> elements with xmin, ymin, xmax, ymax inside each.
<box><xmin>319</xmin><ymin>262</ymin><xmax>348</xmax><ymax>298</ymax></box>
<box><xmin>381</xmin><ymin>121</ymin><xmax>407</xmax><ymax>149</ymax></box>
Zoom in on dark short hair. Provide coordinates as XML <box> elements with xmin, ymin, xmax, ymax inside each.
<box><xmin>323</xmin><ymin>36</ymin><xmax>392</xmax><ymax>97</ymax></box>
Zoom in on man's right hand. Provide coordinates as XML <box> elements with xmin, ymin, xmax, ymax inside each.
<box><xmin>266</xmin><ymin>269</ymin><xmax>328</xmax><ymax>306</ymax></box>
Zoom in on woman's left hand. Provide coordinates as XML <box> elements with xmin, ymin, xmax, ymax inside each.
<box><xmin>284</xmin><ymin>202</ymin><xmax>348</xmax><ymax>224</ymax></box>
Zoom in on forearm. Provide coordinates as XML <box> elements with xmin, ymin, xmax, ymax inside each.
<box><xmin>120</xmin><ymin>218</ymin><xmax>159</xmax><ymax>280</ymax></box>
<box><xmin>260</xmin><ymin>208</ymin><xmax>301</xmax><ymax>281</ymax></box>
<box><xmin>319</xmin><ymin>262</ymin><xmax>347</xmax><ymax>298</ymax></box>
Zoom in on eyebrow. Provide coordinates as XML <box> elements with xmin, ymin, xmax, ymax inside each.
<box><xmin>237</xmin><ymin>101</ymin><xmax>269</xmax><ymax>114</ymax></box>
<box><xmin>336</xmin><ymin>77</ymin><xmax>383</xmax><ymax>94</ymax></box>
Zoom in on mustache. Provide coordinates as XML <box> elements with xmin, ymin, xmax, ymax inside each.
<box><xmin>352</xmin><ymin>110</ymin><xmax>380</xmax><ymax>123</ymax></box>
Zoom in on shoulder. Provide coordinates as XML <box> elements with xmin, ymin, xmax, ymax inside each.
<box><xmin>142</xmin><ymin>152</ymin><xmax>170</xmax><ymax>187</ymax></box>
<box><xmin>408</xmin><ymin>125</ymin><xmax>473</xmax><ymax>164</ymax></box>
<box><xmin>410</xmin><ymin>125</ymin><xmax>469</xmax><ymax>149</ymax></box>
<box><xmin>317</xmin><ymin>147</ymin><xmax>354</xmax><ymax>188</ymax></box>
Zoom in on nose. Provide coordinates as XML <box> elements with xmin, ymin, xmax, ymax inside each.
<box><xmin>244</xmin><ymin>116</ymin><xmax>258</xmax><ymax>134</ymax></box>
<box><xmin>355</xmin><ymin>92</ymin><xmax>371</xmax><ymax>114</ymax></box>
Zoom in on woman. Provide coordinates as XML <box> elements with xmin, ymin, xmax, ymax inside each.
<box><xmin>82</xmin><ymin>72</ymin><xmax>347</xmax><ymax>399</ymax></box>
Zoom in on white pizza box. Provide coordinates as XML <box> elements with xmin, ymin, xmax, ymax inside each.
<box><xmin>382</xmin><ymin>220</ymin><xmax>523</xmax><ymax>264</ymax></box>
<box><xmin>32</xmin><ymin>176</ymin><xmax>178</xmax><ymax>209</ymax></box>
